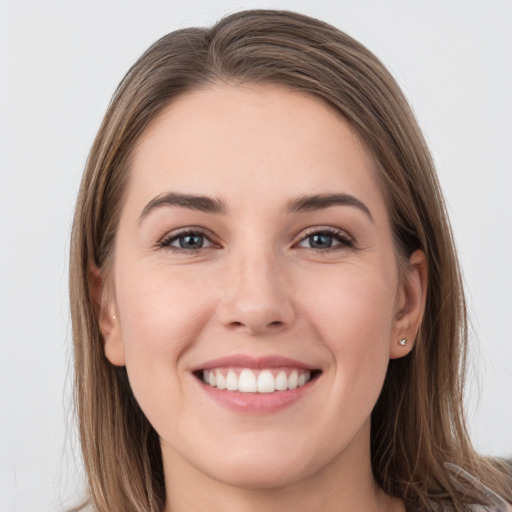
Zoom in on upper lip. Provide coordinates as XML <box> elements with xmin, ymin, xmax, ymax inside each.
<box><xmin>191</xmin><ymin>354</ymin><xmax>318</xmax><ymax>372</ymax></box>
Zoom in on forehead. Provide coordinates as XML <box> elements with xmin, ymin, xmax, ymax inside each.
<box><xmin>127</xmin><ymin>84</ymin><xmax>387</xmax><ymax>220</ymax></box>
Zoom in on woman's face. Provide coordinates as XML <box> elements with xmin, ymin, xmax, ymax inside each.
<box><xmin>99</xmin><ymin>84</ymin><xmax>424</xmax><ymax>491</ymax></box>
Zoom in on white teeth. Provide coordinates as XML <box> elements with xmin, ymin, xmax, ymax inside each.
<box><xmin>257</xmin><ymin>370</ymin><xmax>275</xmax><ymax>393</ymax></box>
<box><xmin>226</xmin><ymin>370</ymin><xmax>238</xmax><ymax>391</ymax></box>
<box><xmin>201</xmin><ymin>368</ymin><xmax>314</xmax><ymax>393</ymax></box>
<box><xmin>238</xmin><ymin>369</ymin><xmax>258</xmax><ymax>392</ymax></box>
<box><xmin>288</xmin><ymin>370</ymin><xmax>298</xmax><ymax>390</ymax></box>
<box><xmin>275</xmin><ymin>371</ymin><xmax>288</xmax><ymax>391</ymax></box>
<box><xmin>216</xmin><ymin>371</ymin><xmax>226</xmax><ymax>390</ymax></box>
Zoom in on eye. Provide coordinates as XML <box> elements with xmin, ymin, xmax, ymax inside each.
<box><xmin>159</xmin><ymin>229</ymin><xmax>215</xmax><ymax>252</ymax></box>
<box><xmin>296</xmin><ymin>228</ymin><xmax>354</xmax><ymax>250</ymax></box>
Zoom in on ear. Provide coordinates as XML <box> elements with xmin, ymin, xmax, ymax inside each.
<box><xmin>88</xmin><ymin>263</ymin><xmax>126</xmax><ymax>366</ymax></box>
<box><xmin>389</xmin><ymin>249</ymin><xmax>428</xmax><ymax>359</ymax></box>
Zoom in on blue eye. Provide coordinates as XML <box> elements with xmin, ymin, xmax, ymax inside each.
<box><xmin>160</xmin><ymin>231</ymin><xmax>214</xmax><ymax>251</ymax></box>
<box><xmin>297</xmin><ymin>229</ymin><xmax>354</xmax><ymax>250</ymax></box>
<box><xmin>176</xmin><ymin>233</ymin><xmax>205</xmax><ymax>249</ymax></box>
<box><xmin>308</xmin><ymin>233</ymin><xmax>334</xmax><ymax>249</ymax></box>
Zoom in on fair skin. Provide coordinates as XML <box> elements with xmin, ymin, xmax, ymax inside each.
<box><xmin>95</xmin><ymin>84</ymin><xmax>427</xmax><ymax>512</ymax></box>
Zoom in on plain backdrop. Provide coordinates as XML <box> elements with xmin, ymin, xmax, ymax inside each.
<box><xmin>1</xmin><ymin>1</ymin><xmax>511</xmax><ymax>510</ymax></box>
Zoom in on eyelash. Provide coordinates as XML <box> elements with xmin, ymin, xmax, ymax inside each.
<box><xmin>297</xmin><ymin>227</ymin><xmax>355</xmax><ymax>251</ymax></box>
<box><xmin>158</xmin><ymin>228</ymin><xmax>216</xmax><ymax>253</ymax></box>
<box><xmin>158</xmin><ymin>227</ymin><xmax>355</xmax><ymax>253</ymax></box>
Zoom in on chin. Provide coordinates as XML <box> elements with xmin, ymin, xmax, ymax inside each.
<box><xmin>189</xmin><ymin>433</ymin><xmax>326</xmax><ymax>490</ymax></box>
<box><xmin>207</xmin><ymin>457</ymin><xmax>314</xmax><ymax>490</ymax></box>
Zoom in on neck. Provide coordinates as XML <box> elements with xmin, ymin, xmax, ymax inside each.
<box><xmin>162</xmin><ymin>420</ymin><xmax>405</xmax><ymax>512</ymax></box>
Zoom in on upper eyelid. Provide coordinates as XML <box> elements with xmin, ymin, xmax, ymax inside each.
<box><xmin>300</xmin><ymin>226</ymin><xmax>349</xmax><ymax>234</ymax></box>
<box><xmin>296</xmin><ymin>226</ymin><xmax>353</xmax><ymax>241</ymax></box>
<box><xmin>160</xmin><ymin>226</ymin><xmax>215</xmax><ymax>241</ymax></box>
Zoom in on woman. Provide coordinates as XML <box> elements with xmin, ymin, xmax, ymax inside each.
<box><xmin>69</xmin><ymin>9</ymin><xmax>512</xmax><ymax>512</ymax></box>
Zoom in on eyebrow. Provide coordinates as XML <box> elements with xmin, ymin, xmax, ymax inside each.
<box><xmin>139</xmin><ymin>191</ymin><xmax>373</xmax><ymax>223</ymax></box>
<box><xmin>139</xmin><ymin>192</ymin><xmax>226</xmax><ymax>222</ymax></box>
<box><xmin>284</xmin><ymin>193</ymin><xmax>373</xmax><ymax>222</ymax></box>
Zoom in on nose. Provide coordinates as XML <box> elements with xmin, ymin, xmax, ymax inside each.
<box><xmin>216</xmin><ymin>251</ymin><xmax>295</xmax><ymax>336</ymax></box>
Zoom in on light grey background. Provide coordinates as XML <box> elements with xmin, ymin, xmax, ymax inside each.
<box><xmin>1</xmin><ymin>1</ymin><xmax>511</xmax><ymax>510</ymax></box>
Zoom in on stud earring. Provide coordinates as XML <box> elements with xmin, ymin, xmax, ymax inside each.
<box><xmin>398</xmin><ymin>338</ymin><xmax>407</xmax><ymax>346</ymax></box>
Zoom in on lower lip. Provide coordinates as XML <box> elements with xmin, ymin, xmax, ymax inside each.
<box><xmin>196</xmin><ymin>377</ymin><xmax>318</xmax><ymax>414</ymax></box>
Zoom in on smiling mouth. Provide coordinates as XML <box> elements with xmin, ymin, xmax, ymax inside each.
<box><xmin>194</xmin><ymin>368</ymin><xmax>322</xmax><ymax>394</ymax></box>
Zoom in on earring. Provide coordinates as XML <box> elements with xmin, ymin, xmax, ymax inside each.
<box><xmin>398</xmin><ymin>338</ymin><xmax>407</xmax><ymax>346</ymax></box>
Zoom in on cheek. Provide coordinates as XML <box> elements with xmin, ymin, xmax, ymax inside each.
<box><xmin>301</xmin><ymin>262</ymin><xmax>397</xmax><ymax>345</ymax></box>
<box><xmin>299</xmin><ymin>264</ymin><xmax>396</xmax><ymax>401</ymax></box>
<box><xmin>115</xmin><ymin>258</ymin><xmax>213</xmax><ymax>350</ymax></box>
<box><xmin>113</xmin><ymin>263</ymin><xmax>213</xmax><ymax>421</ymax></box>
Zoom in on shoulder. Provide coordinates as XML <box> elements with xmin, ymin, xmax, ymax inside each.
<box><xmin>442</xmin><ymin>463</ymin><xmax>512</xmax><ymax>512</ymax></box>
<box><xmin>466</xmin><ymin>506</ymin><xmax>512</xmax><ymax>512</ymax></box>
<box><xmin>435</xmin><ymin>503</ymin><xmax>511</xmax><ymax>512</ymax></box>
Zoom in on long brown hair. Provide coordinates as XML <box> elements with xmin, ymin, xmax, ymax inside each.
<box><xmin>69</xmin><ymin>9</ymin><xmax>512</xmax><ymax>511</ymax></box>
